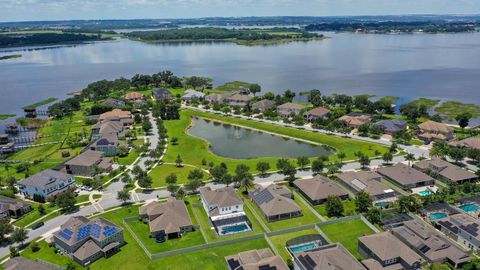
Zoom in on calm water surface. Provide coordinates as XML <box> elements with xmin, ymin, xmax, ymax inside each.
<box><xmin>188</xmin><ymin>118</ymin><xmax>333</xmax><ymax>159</ymax></box>
<box><xmin>1</xmin><ymin>32</ymin><xmax>480</xmax><ymax>122</ymax></box>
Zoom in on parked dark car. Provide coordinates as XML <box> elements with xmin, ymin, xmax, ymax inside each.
<box><xmin>32</xmin><ymin>222</ymin><xmax>44</xmax><ymax>230</ymax></box>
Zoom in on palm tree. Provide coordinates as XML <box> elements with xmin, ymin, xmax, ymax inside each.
<box><xmin>405</xmin><ymin>153</ymin><xmax>416</xmax><ymax>167</ymax></box>
<box><xmin>337</xmin><ymin>152</ymin><xmax>346</xmax><ymax>163</ymax></box>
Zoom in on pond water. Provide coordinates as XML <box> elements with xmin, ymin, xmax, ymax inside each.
<box><xmin>187</xmin><ymin>118</ymin><xmax>333</xmax><ymax>159</ymax></box>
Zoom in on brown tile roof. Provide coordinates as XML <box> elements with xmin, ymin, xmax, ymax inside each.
<box><xmin>123</xmin><ymin>92</ymin><xmax>144</xmax><ymax>101</ymax></box>
<box><xmin>277</xmin><ymin>102</ymin><xmax>305</xmax><ymax>110</ymax></box>
<box><xmin>139</xmin><ymin>198</ymin><xmax>192</xmax><ymax>234</ymax></box>
<box><xmin>294</xmin><ymin>175</ymin><xmax>348</xmax><ymax>201</ymax></box>
<box><xmin>414</xmin><ymin>158</ymin><xmax>477</xmax><ymax>183</ymax></box>
<box><xmin>99</xmin><ymin>109</ymin><xmax>132</xmax><ymax>122</ymax></box>
<box><xmin>339</xmin><ymin>114</ymin><xmax>371</xmax><ymax>127</ymax></box>
<box><xmin>293</xmin><ymin>243</ymin><xmax>367</xmax><ymax>270</ymax></box>
<box><xmin>65</xmin><ymin>150</ymin><xmax>104</xmax><ymax>167</ymax></box>
<box><xmin>359</xmin><ymin>232</ymin><xmax>422</xmax><ymax>266</ymax></box>
<box><xmin>199</xmin><ymin>186</ymin><xmax>242</xmax><ymax>208</ymax></box>
<box><xmin>377</xmin><ymin>163</ymin><xmax>433</xmax><ymax>186</ymax></box>
<box><xmin>225</xmin><ymin>248</ymin><xmax>289</xmax><ymax>270</ymax></box>
<box><xmin>251</xmin><ymin>185</ymin><xmax>301</xmax><ymax>217</ymax></box>
<box><xmin>305</xmin><ymin>107</ymin><xmax>330</xmax><ymax>117</ymax></box>
<box><xmin>251</xmin><ymin>99</ymin><xmax>276</xmax><ymax>110</ymax></box>
<box><xmin>337</xmin><ymin>171</ymin><xmax>394</xmax><ymax>198</ymax></box>
<box><xmin>418</xmin><ymin>121</ymin><xmax>453</xmax><ymax>133</ymax></box>
<box><xmin>450</xmin><ymin>137</ymin><xmax>480</xmax><ymax>150</ymax></box>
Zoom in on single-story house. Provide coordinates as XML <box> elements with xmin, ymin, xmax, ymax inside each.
<box><xmin>18</xmin><ymin>169</ymin><xmax>75</xmax><ymax>199</ymax></box>
<box><xmin>338</xmin><ymin>114</ymin><xmax>372</xmax><ymax>129</ymax></box>
<box><xmin>98</xmin><ymin>109</ymin><xmax>133</xmax><ymax>126</ymax></box>
<box><xmin>182</xmin><ymin>89</ymin><xmax>205</xmax><ymax>101</ymax></box>
<box><xmin>449</xmin><ymin>137</ymin><xmax>480</xmax><ymax>150</ymax></box>
<box><xmin>337</xmin><ymin>171</ymin><xmax>396</xmax><ymax>202</ymax></box>
<box><xmin>102</xmin><ymin>98</ymin><xmax>125</xmax><ymax>108</ymax></box>
<box><xmin>304</xmin><ymin>107</ymin><xmax>330</xmax><ymax>122</ymax></box>
<box><xmin>224</xmin><ymin>94</ymin><xmax>253</xmax><ymax>107</ymax></box>
<box><xmin>413</xmin><ymin>158</ymin><xmax>478</xmax><ymax>184</ymax></box>
<box><xmin>294</xmin><ymin>175</ymin><xmax>349</xmax><ymax>205</ymax></box>
<box><xmin>4</xmin><ymin>257</ymin><xmax>59</xmax><ymax>270</ymax></box>
<box><xmin>251</xmin><ymin>99</ymin><xmax>276</xmax><ymax>112</ymax></box>
<box><xmin>53</xmin><ymin>216</ymin><xmax>124</xmax><ymax>266</ymax></box>
<box><xmin>417</xmin><ymin>121</ymin><xmax>454</xmax><ymax>142</ymax></box>
<box><xmin>292</xmin><ymin>243</ymin><xmax>366</xmax><ymax>270</ymax></box>
<box><xmin>139</xmin><ymin>197</ymin><xmax>193</xmax><ymax>240</ymax></box>
<box><xmin>375</xmin><ymin>119</ymin><xmax>408</xmax><ymax>134</ymax></box>
<box><xmin>276</xmin><ymin>103</ymin><xmax>305</xmax><ymax>118</ymax></box>
<box><xmin>377</xmin><ymin>163</ymin><xmax>435</xmax><ymax>190</ymax></box>
<box><xmin>249</xmin><ymin>184</ymin><xmax>302</xmax><ymax>222</ymax></box>
<box><xmin>65</xmin><ymin>150</ymin><xmax>112</xmax><ymax>177</ymax></box>
<box><xmin>204</xmin><ymin>93</ymin><xmax>232</xmax><ymax>104</ymax></box>
<box><xmin>123</xmin><ymin>92</ymin><xmax>145</xmax><ymax>103</ymax></box>
<box><xmin>359</xmin><ymin>232</ymin><xmax>423</xmax><ymax>270</ymax></box>
<box><xmin>152</xmin><ymin>89</ymin><xmax>174</xmax><ymax>102</ymax></box>
<box><xmin>225</xmin><ymin>248</ymin><xmax>288</xmax><ymax>270</ymax></box>
<box><xmin>0</xmin><ymin>196</ymin><xmax>32</xmax><ymax>219</ymax></box>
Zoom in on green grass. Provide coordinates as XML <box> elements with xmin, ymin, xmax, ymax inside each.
<box><xmin>434</xmin><ymin>101</ymin><xmax>480</xmax><ymax>120</ymax></box>
<box><xmin>313</xmin><ymin>198</ymin><xmax>357</xmax><ymax>220</ymax></box>
<box><xmin>320</xmin><ymin>218</ymin><xmax>375</xmax><ymax>259</ymax></box>
<box><xmin>409</xmin><ymin>98</ymin><xmax>440</xmax><ymax>110</ymax></box>
<box><xmin>117</xmin><ymin>139</ymin><xmax>143</xmax><ymax>166</ymax></box>
<box><xmin>242</xmin><ymin>192</ymin><xmax>320</xmax><ymax>231</ymax></box>
<box><xmin>0</xmin><ymin>114</ymin><xmax>15</xmax><ymax>120</ymax></box>
<box><xmin>75</xmin><ymin>194</ymin><xmax>90</xmax><ymax>204</ymax></box>
<box><xmin>22</xmin><ymin>98</ymin><xmax>58</xmax><ymax>110</ymax></box>
<box><xmin>213</xmin><ymin>81</ymin><xmax>252</xmax><ymax>92</ymax></box>
<box><xmin>378</xmin><ymin>96</ymin><xmax>399</xmax><ymax>104</ymax></box>
<box><xmin>13</xmin><ymin>202</ymin><xmax>59</xmax><ymax>228</ymax></box>
<box><xmin>269</xmin><ymin>228</ymin><xmax>319</xmax><ymax>260</ymax></box>
<box><xmin>149</xmin><ymin>164</ymin><xmax>205</xmax><ymax>187</ymax></box>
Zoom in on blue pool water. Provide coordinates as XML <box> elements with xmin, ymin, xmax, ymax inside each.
<box><xmin>428</xmin><ymin>213</ymin><xmax>447</xmax><ymax>221</ymax></box>
<box><xmin>419</xmin><ymin>190</ymin><xmax>434</xmax><ymax>196</ymax></box>
<box><xmin>375</xmin><ymin>202</ymin><xmax>391</xmax><ymax>207</ymax></box>
<box><xmin>290</xmin><ymin>243</ymin><xmax>319</xmax><ymax>253</ymax></box>
<box><xmin>460</xmin><ymin>204</ymin><xmax>480</xmax><ymax>212</ymax></box>
<box><xmin>220</xmin><ymin>224</ymin><xmax>249</xmax><ymax>235</ymax></box>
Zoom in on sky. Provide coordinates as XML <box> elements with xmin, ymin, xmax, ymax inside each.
<box><xmin>1</xmin><ymin>0</ymin><xmax>480</xmax><ymax>22</ymax></box>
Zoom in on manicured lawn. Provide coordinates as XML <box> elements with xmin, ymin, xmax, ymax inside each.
<box><xmin>241</xmin><ymin>192</ymin><xmax>320</xmax><ymax>231</ymax></box>
<box><xmin>314</xmin><ymin>198</ymin><xmax>357</xmax><ymax>220</ymax></box>
<box><xmin>269</xmin><ymin>228</ymin><xmax>319</xmax><ymax>261</ymax></box>
<box><xmin>185</xmin><ymin>196</ymin><xmax>265</xmax><ymax>242</ymax></box>
<box><xmin>320</xmin><ymin>218</ymin><xmax>374</xmax><ymax>259</ymax></box>
<box><xmin>76</xmin><ymin>194</ymin><xmax>90</xmax><ymax>204</ymax></box>
<box><xmin>14</xmin><ymin>202</ymin><xmax>59</xmax><ymax>228</ymax></box>
<box><xmin>149</xmin><ymin>164</ymin><xmax>206</xmax><ymax>187</ymax></box>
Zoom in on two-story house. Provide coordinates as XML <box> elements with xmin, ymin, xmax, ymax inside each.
<box><xmin>18</xmin><ymin>169</ymin><xmax>75</xmax><ymax>200</ymax></box>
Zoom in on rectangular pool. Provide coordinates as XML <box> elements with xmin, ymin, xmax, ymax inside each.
<box><xmin>289</xmin><ymin>242</ymin><xmax>319</xmax><ymax>253</ymax></box>
<box><xmin>219</xmin><ymin>223</ymin><xmax>250</xmax><ymax>236</ymax></box>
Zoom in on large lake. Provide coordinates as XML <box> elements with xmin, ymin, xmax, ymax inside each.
<box><xmin>1</xmin><ymin>32</ymin><xmax>480</xmax><ymax>121</ymax></box>
<box><xmin>188</xmin><ymin>118</ymin><xmax>333</xmax><ymax>159</ymax></box>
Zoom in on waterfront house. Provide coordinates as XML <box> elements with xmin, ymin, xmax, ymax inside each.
<box><xmin>204</xmin><ymin>93</ymin><xmax>233</xmax><ymax>104</ymax></box>
<box><xmin>417</xmin><ymin>121</ymin><xmax>454</xmax><ymax>142</ymax></box>
<box><xmin>251</xmin><ymin>99</ymin><xmax>276</xmax><ymax>112</ymax></box>
<box><xmin>413</xmin><ymin>158</ymin><xmax>478</xmax><ymax>184</ymax></box>
<box><xmin>338</xmin><ymin>114</ymin><xmax>372</xmax><ymax>129</ymax></box>
<box><xmin>182</xmin><ymin>89</ymin><xmax>205</xmax><ymax>101</ymax></box>
<box><xmin>91</xmin><ymin>135</ymin><xmax>123</xmax><ymax>155</ymax></box>
<box><xmin>91</xmin><ymin>121</ymin><xmax>125</xmax><ymax>141</ymax></box>
<box><xmin>375</xmin><ymin>119</ymin><xmax>408</xmax><ymax>134</ymax></box>
<box><xmin>65</xmin><ymin>150</ymin><xmax>112</xmax><ymax>176</ymax></box>
<box><xmin>4</xmin><ymin>257</ymin><xmax>60</xmax><ymax>270</ymax></box>
<box><xmin>433</xmin><ymin>213</ymin><xmax>480</xmax><ymax>253</ymax></box>
<box><xmin>391</xmin><ymin>220</ymin><xmax>471</xmax><ymax>268</ymax></box>
<box><xmin>98</xmin><ymin>109</ymin><xmax>133</xmax><ymax>126</ymax></box>
<box><xmin>102</xmin><ymin>98</ymin><xmax>125</xmax><ymax>108</ymax></box>
<box><xmin>0</xmin><ymin>196</ymin><xmax>32</xmax><ymax>219</ymax></box>
<box><xmin>225</xmin><ymin>248</ymin><xmax>289</xmax><ymax>270</ymax></box>
<box><xmin>0</xmin><ymin>134</ymin><xmax>14</xmax><ymax>154</ymax></box>
<box><xmin>152</xmin><ymin>88</ymin><xmax>174</xmax><ymax>102</ymax></box>
<box><xmin>304</xmin><ymin>107</ymin><xmax>331</xmax><ymax>122</ymax></box>
<box><xmin>123</xmin><ymin>92</ymin><xmax>145</xmax><ymax>103</ymax></box>
<box><xmin>276</xmin><ymin>103</ymin><xmax>305</xmax><ymax>118</ymax></box>
<box><xmin>358</xmin><ymin>232</ymin><xmax>423</xmax><ymax>270</ymax></box>
<box><xmin>224</xmin><ymin>94</ymin><xmax>253</xmax><ymax>107</ymax></box>
<box><xmin>377</xmin><ymin>163</ymin><xmax>435</xmax><ymax>190</ymax></box>
<box><xmin>249</xmin><ymin>184</ymin><xmax>301</xmax><ymax>222</ymax></box>
<box><xmin>337</xmin><ymin>171</ymin><xmax>396</xmax><ymax>202</ymax></box>
<box><xmin>292</xmin><ymin>243</ymin><xmax>367</xmax><ymax>270</ymax></box>
<box><xmin>294</xmin><ymin>175</ymin><xmax>349</xmax><ymax>205</ymax></box>
<box><xmin>18</xmin><ymin>169</ymin><xmax>75</xmax><ymax>199</ymax></box>
<box><xmin>53</xmin><ymin>216</ymin><xmax>124</xmax><ymax>266</ymax></box>
<box><xmin>139</xmin><ymin>198</ymin><xmax>193</xmax><ymax>240</ymax></box>
<box><xmin>4</xmin><ymin>123</ymin><xmax>19</xmax><ymax>135</ymax></box>
<box><xmin>450</xmin><ymin>137</ymin><xmax>480</xmax><ymax>150</ymax></box>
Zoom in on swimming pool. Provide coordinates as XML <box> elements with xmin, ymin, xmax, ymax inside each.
<box><xmin>419</xmin><ymin>190</ymin><xmax>434</xmax><ymax>196</ymax></box>
<box><xmin>428</xmin><ymin>212</ymin><xmax>447</xmax><ymax>221</ymax></box>
<box><xmin>460</xmin><ymin>203</ymin><xmax>480</xmax><ymax>212</ymax></box>
<box><xmin>374</xmin><ymin>202</ymin><xmax>391</xmax><ymax>207</ymax></box>
<box><xmin>219</xmin><ymin>223</ymin><xmax>249</xmax><ymax>235</ymax></box>
<box><xmin>289</xmin><ymin>242</ymin><xmax>319</xmax><ymax>253</ymax></box>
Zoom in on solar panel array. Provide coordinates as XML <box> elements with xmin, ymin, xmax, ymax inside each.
<box><xmin>461</xmin><ymin>223</ymin><xmax>479</xmax><ymax>237</ymax></box>
<box><xmin>252</xmin><ymin>189</ymin><xmax>274</xmax><ymax>205</ymax></box>
<box><xmin>58</xmin><ymin>228</ymin><xmax>73</xmax><ymax>240</ymax></box>
<box><xmin>76</xmin><ymin>223</ymin><xmax>106</xmax><ymax>241</ymax></box>
<box><xmin>103</xmin><ymin>225</ymin><xmax>117</xmax><ymax>237</ymax></box>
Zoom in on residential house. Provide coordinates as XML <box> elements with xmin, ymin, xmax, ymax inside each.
<box><xmin>337</xmin><ymin>171</ymin><xmax>396</xmax><ymax>202</ymax></box>
<box><xmin>450</xmin><ymin>137</ymin><xmax>480</xmax><ymax>150</ymax></box>
<box><xmin>4</xmin><ymin>123</ymin><xmax>19</xmax><ymax>135</ymax></box>
<box><xmin>182</xmin><ymin>89</ymin><xmax>205</xmax><ymax>101</ymax></box>
<box><xmin>18</xmin><ymin>169</ymin><xmax>75</xmax><ymax>199</ymax></box>
<box><xmin>205</xmin><ymin>93</ymin><xmax>232</xmax><ymax>104</ymax></box>
<box><xmin>53</xmin><ymin>216</ymin><xmax>124</xmax><ymax>266</ymax></box>
<box><xmin>225</xmin><ymin>248</ymin><xmax>289</xmax><ymax>270</ymax></box>
<box><xmin>0</xmin><ymin>134</ymin><xmax>14</xmax><ymax>154</ymax></box>
<box><xmin>294</xmin><ymin>175</ymin><xmax>349</xmax><ymax>205</ymax></box>
<box><xmin>102</xmin><ymin>98</ymin><xmax>125</xmax><ymax>108</ymax></box>
<box><xmin>433</xmin><ymin>213</ymin><xmax>480</xmax><ymax>253</ymax></box>
<box><xmin>292</xmin><ymin>243</ymin><xmax>367</xmax><ymax>270</ymax></box>
<box><xmin>377</xmin><ymin>163</ymin><xmax>435</xmax><ymax>190</ymax></box>
<box><xmin>249</xmin><ymin>184</ymin><xmax>302</xmax><ymax>222</ymax></box>
<box><xmin>304</xmin><ymin>107</ymin><xmax>331</xmax><ymax>122</ymax></box>
<box><xmin>91</xmin><ymin>121</ymin><xmax>125</xmax><ymax>141</ymax></box>
<box><xmin>4</xmin><ymin>257</ymin><xmax>60</xmax><ymax>270</ymax></box>
<box><xmin>375</xmin><ymin>119</ymin><xmax>408</xmax><ymax>135</ymax></box>
<box><xmin>276</xmin><ymin>103</ymin><xmax>305</xmax><ymax>118</ymax></box>
<box><xmin>417</xmin><ymin>121</ymin><xmax>454</xmax><ymax>142</ymax></box>
<box><xmin>391</xmin><ymin>220</ymin><xmax>471</xmax><ymax>268</ymax></box>
<box><xmin>0</xmin><ymin>196</ymin><xmax>32</xmax><ymax>219</ymax></box>
<box><xmin>152</xmin><ymin>89</ymin><xmax>173</xmax><ymax>102</ymax></box>
<box><xmin>64</xmin><ymin>150</ymin><xmax>112</xmax><ymax>176</ymax></box>
<box><xmin>91</xmin><ymin>135</ymin><xmax>123</xmax><ymax>155</ymax></box>
<box><xmin>358</xmin><ymin>232</ymin><xmax>423</xmax><ymax>270</ymax></box>
<box><xmin>123</xmin><ymin>92</ymin><xmax>145</xmax><ymax>103</ymax></box>
<box><xmin>224</xmin><ymin>94</ymin><xmax>253</xmax><ymax>107</ymax></box>
<box><xmin>98</xmin><ymin>109</ymin><xmax>133</xmax><ymax>126</ymax></box>
<box><xmin>139</xmin><ymin>198</ymin><xmax>193</xmax><ymax>240</ymax></box>
<box><xmin>251</xmin><ymin>99</ymin><xmax>276</xmax><ymax>112</ymax></box>
<box><xmin>413</xmin><ymin>158</ymin><xmax>478</xmax><ymax>184</ymax></box>
<box><xmin>338</xmin><ymin>114</ymin><xmax>372</xmax><ymax>129</ymax></box>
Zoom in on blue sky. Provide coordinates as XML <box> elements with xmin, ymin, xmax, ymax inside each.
<box><xmin>2</xmin><ymin>0</ymin><xmax>480</xmax><ymax>22</ymax></box>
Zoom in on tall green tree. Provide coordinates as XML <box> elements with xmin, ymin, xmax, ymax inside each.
<box><xmin>325</xmin><ymin>196</ymin><xmax>344</xmax><ymax>218</ymax></box>
<box><xmin>355</xmin><ymin>191</ymin><xmax>373</xmax><ymax>213</ymax></box>
<box><xmin>297</xmin><ymin>156</ymin><xmax>310</xmax><ymax>170</ymax></box>
<box><xmin>235</xmin><ymin>164</ymin><xmax>254</xmax><ymax>194</ymax></box>
<box><xmin>256</xmin><ymin>162</ymin><xmax>270</xmax><ymax>176</ymax></box>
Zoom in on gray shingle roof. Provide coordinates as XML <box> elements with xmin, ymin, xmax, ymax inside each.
<box><xmin>18</xmin><ymin>169</ymin><xmax>73</xmax><ymax>190</ymax></box>
<box><xmin>294</xmin><ymin>175</ymin><xmax>348</xmax><ymax>201</ymax></box>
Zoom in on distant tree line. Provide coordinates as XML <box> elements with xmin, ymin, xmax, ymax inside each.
<box><xmin>0</xmin><ymin>33</ymin><xmax>105</xmax><ymax>47</ymax></box>
<box><xmin>305</xmin><ymin>21</ymin><xmax>478</xmax><ymax>33</ymax></box>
